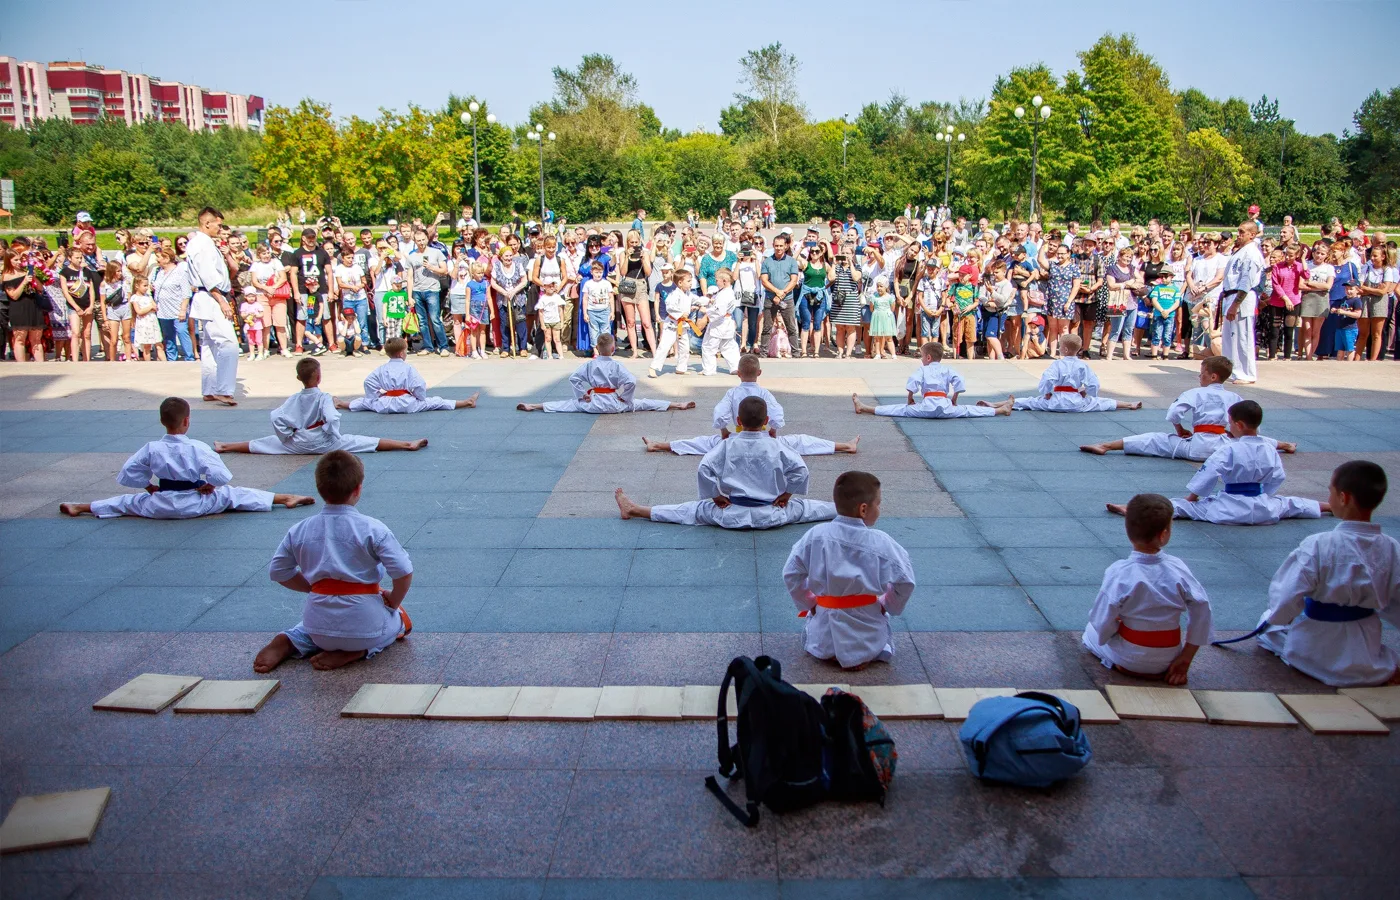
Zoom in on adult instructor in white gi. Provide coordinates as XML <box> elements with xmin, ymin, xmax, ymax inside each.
<box><xmin>1219</xmin><ymin>221</ymin><xmax>1264</xmax><ymax>385</ymax></box>
<box><xmin>186</xmin><ymin>206</ymin><xmax>238</xmax><ymax>406</ymax></box>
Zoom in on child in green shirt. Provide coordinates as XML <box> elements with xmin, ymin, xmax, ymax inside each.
<box><xmin>1147</xmin><ymin>271</ymin><xmax>1182</xmax><ymax>360</ymax></box>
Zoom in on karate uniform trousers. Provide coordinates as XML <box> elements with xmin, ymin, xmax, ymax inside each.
<box><xmin>195</xmin><ymin>298</ymin><xmax>239</xmax><ymax>397</ymax></box>
<box><xmin>701</xmin><ymin>317</ymin><xmax>740</xmax><ymax>376</ymax></box>
<box><xmin>650</xmin><ymin>320</ymin><xmax>692</xmax><ymax>374</ymax></box>
<box><xmin>1222</xmin><ymin>314</ymin><xmax>1258</xmax><ymax>382</ymax></box>
<box><xmin>874</xmin><ymin>398</ymin><xmax>995</xmax><ymax>418</ymax></box>
<box><xmin>347</xmin><ymin>395</ymin><xmax>456</xmax><ymax>414</ymax></box>
<box><xmin>668</xmin><ymin>433</ymin><xmax>835</xmax><ymax>456</ymax></box>
<box><xmin>90</xmin><ymin>486</ymin><xmax>273</xmax><ymax>519</ymax></box>
<box><xmin>649</xmin><ymin>497</ymin><xmax>837</xmax><ymax>530</ymax></box>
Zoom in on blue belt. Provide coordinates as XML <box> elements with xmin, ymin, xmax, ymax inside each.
<box><xmin>1224</xmin><ymin>482</ymin><xmax>1263</xmax><ymax>496</ymax></box>
<box><xmin>726</xmin><ymin>495</ymin><xmax>772</xmax><ymax>508</ymax></box>
<box><xmin>1304</xmin><ymin>597</ymin><xmax>1375</xmax><ymax>622</ymax></box>
<box><xmin>157</xmin><ymin>478</ymin><xmax>205</xmax><ymax>492</ymax></box>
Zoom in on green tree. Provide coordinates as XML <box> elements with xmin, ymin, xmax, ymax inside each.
<box><xmin>736</xmin><ymin>42</ymin><xmax>804</xmax><ymax>145</ymax></box>
<box><xmin>254</xmin><ymin>99</ymin><xmax>340</xmax><ymax>214</ymax></box>
<box><xmin>1344</xmin><ymin>85</ymin><xmax>1400</xmax><ymax>220</ymax></box>
<box><xmin>1174</xmin><ymin>128</ymin><xmax>1252</xmax><ymax>229</ymax></box>
<box><xmin>74</xmin><ymin>143</ymin><xmax>165</xmax><ymax>226</ymax></box>
<box><xmin>669</xmin><ymin>134</ymin><xmax>747</xmax><ymax>217</ymax></box>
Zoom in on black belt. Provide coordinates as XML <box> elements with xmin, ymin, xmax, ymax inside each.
<box><xmin>157</xmin><ymin>478</ymin><xmax>205</xmax><ymax>492</ymax></box>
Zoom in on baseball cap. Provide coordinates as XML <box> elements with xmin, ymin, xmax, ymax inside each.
<box><xmin>301</xmin><ymin>227</ymin><xmax>317</xmax><ymax>238</ymax></box>
<box><xmin>780</xmin><ymin>227</ymin><xmax>793</xmax><ymax>236</ymax></box>
<box><xmin>75</xmin><ymin>211</ymin><xmax>93</xmax><ymax>223</ymax></box>
<box><xmin>1248</xmin><ymin>205</ymin><xmax>1260</xmax><ymax>215</ymax></box>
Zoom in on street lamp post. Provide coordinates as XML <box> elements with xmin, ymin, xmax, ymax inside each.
<box><xmin>526</xmin><ymin>124</ymin><xmax>555</xmax><ymax>224</ymax></box>
<box><xmin>841</xmin><ymin>115</ymin><xmax>849</xmax><ymax>168</ymax></box>
<box><xmin>1014</xmin><ymin>95</ymin><xmax>1052</xmax><ymax>221</ymax></box>
<box><xmin>460</xmin><ymin>102</ymin><xmax>496</xmax><ymax>222</ymax></box>
<box><xmin>934</xmin><ymin>125</ymin><xmax>965</xmax><ymax>209</ymax></box>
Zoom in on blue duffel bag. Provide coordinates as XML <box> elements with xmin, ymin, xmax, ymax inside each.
<box><xmin>958</xmin><ymin>691</ymin><xmax>1092</xmax><ymax>787</ymax></box>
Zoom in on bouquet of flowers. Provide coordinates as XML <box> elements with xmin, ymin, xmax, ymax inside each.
<box><xmin>22</xmin><ymin>251</ymin><xmax>56</xmax><ymax>288</ymax></box>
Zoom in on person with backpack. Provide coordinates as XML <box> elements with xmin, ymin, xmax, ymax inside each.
<box><xmin>783</xmin><ymin>471</ymin><xmax>916</xmax><ymax>670</ymax></box>
<box><xmin>1082</xmin><ymin>493</ymin><xmax>1213</xmax><ymax>684</ymax></box>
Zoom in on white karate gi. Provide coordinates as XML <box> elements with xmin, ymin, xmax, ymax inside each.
<box><xmin>784</xmin><ymin>515</ymin><xmax>916</xmax><ymax>668</ymax></box>
<box><xmin>1081</xmin><ymin>550</ymin><xmax>1213</xmax><ymax>675</ymax></box>
<box><xmin>248</xmin><ymin>388</ymin><xmax>380</xmax><ymax>455</ymax></box>
<box><xmin>649</xmin><ymin>431</ymin><xmax>838</xmax><ymax>529</ymax></box>
<box><xmin>543</xmin><ymin>357</ymin><xmax>671</xmax><ymax>413</ymax></box>
<box><xmin>185</xmin><ymin>230</ymin><xmax>238</xmax><ymax>398</ymax></box>
<box><xmin>1255</xmin><ymin>521</ymin><xmax>1400</xmax><ymax>687</ymax></box>
<box><xmin>1171</xmin><ymin>436</ymin><xmax>1321</xmax><ymax>524</ymax></box>
<box><xmin>347</xmin><ymin>358</ymin><xmax>457</xmax><ymax>413</ymax></box>
<box><xmin>89</xmin><ymin>434</ymin><xmax>273</xmax><ymax>519</ymax></box>
<box><xmin>700</xmin><ymin>286</ymin><xmax>741</xmax><ymax>376</ymax></box>
<box><xmin>1123</xmin><ymin>384</ymin><xmax>1242</xmax><ymax>460</ymax></box>
<box><xmin>874</xmin><ymin>363</ymin><xmax>995</xmax><ymax>419</ymax></box>
<box><xmin>269</xmin><ymin>504</ymin><xmax>412</xmax><ymax>658</ymax></box>
<box><xmin>1011</xmin><ymin>357</ymin><xmax>1119</xmax><ymax>412</ymax></box>
<box><xmin>668</xmin><ymin>383</ymin><xmax>835</xmax><ymax>456</ymax></box>
<box><xmin>1220</xmin><ymin>241</ymin><xmax>1264</xmax><ymax>383</ymax></box>
<box><xmin>650</xmin><ymin>288</ymin><xmax>695</xmax><ymax>375</ymax></box>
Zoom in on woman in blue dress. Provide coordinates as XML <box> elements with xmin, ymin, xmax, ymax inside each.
<box><xmin>1315</xmin><ymin>241</ymin><xmax>1359</xmax><ymax>359</ymax></box>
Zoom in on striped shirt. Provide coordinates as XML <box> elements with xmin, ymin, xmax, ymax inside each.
<box><xmin>153</xmin><ymin>262</ymin><xmax>191</xmax><ymax>319</ymax></box>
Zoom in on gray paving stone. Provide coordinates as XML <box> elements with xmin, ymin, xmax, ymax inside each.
<box><xmin>617</xmin><ymin>586</ymin><xmax>761</xmax><ymax>632</ymax></box>
<box><xmin>499</xmin><ymin>548</ymin><xmax>633</xmax><ymax>586</ymax></box>
<box><xmin>902</xmin><ymin>585</ymin><xmax>1051</xmax><ymax>631</ymax></box>
<box><xmin>469</xmin><ymin>586</ymin><xmax>622</xmax><ymax>633</ymax></box>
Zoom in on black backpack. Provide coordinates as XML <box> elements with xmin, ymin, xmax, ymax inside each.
<box><xmin>704</xmin><ymin>655</ymin><xmax>894</xmax><ymax>826</ymax></box>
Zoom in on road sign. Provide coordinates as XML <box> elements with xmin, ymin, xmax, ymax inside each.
<box><xmin>0</xmin><ymin>179</ymin><xmax>13</xmax><ymax>212</ymax></box>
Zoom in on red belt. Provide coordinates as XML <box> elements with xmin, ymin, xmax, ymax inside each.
<box><xmin>1117</xmin><ymin>623</ymin><xmax>1182</xmax><ymax>648</ymax></box>
<box><xmin>798</xmin><ymin>594</ymin><xmax>879</xmax><ymax>618</ymax></box>
<box><xmin>381</xmin><ymin>389</ymin><xmax>410</xmax><ymax>397</ymax></box>
<box><xmin>1052</xmin><ymin>385</ymin><xmax>1081</xmax><ymax>393</ymax></box>
<box><xmin>311</xmin><ymin>578</ymin><xmax>381</xmax><ymax>595</ymax></box>
<box><xmin>1193</xmin><ymin>424</ymin><xmax>1226</xmax><ymax>434</ymax></box>
<box><xmin>923</xmin><ymin>391</ymin><xmax>947</xmax><ymax>398</ymax></box>
<box><xmin>586</xmin><ymin>386</ymin><xmax>617</xmax><ymax>401</ymax></box>
<box><xmin>304</xmin><ymin>420</ymin><xmax>325</xmax><ymax>431</ymax></box>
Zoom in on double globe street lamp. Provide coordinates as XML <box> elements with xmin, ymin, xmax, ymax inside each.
<box><xmin>934</xmin><ymin>125</ymin><xmax>964</xmax><ymax>208</ymax></box>
<box><xmin>459</xmin><ymin>102</ymin><xmax>496</xmax><ymax>221</ymax></box>
<box><xmin>526</xmin><ymin>124</ymin><xmax>556</xmax><ymax>225</ymax></box>
<box><xmin>1013</xmin><ymin>95</ymin><xmax>1052</xmax><ymax>220</ymax></box>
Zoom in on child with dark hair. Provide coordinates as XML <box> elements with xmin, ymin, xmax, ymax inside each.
<box><xmin>784</xmin><ymin>471</ymin><xmax>916</xmax><ymax>669</ymax></box>
<box><xmin>1083</xmin><ymin>493</ymin><xmax>1212</xmax><ymax>684</ymax></box>
<box><xmin>1109</xmin><ymin>400</ymin><xmax>1328</xmax><ymax>524</ymax></box>
<box><xmin>254</xmin><ymin>450</ymin><xmax>414</xmax><ymax>673</ymax></box>
<box><xmin>1237</xmin><ymin>461</ymin><xmax>1400</xmax><ymax>686</ymax></box>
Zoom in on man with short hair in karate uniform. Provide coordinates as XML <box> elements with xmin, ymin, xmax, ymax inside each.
<box><xmin>1219</xmin><ymin>222</ymin><xmax>1265</xmax><ymax>385</ymax></box>
<box><xmin>1008</xmin><ymin>334</ymin><xmax>1141</xmax><ymax>413</ymax></box>
<box><xmin>1080</xmin><ymin>356</ymin><xmax>1295</xmax><ymax>460</ymax></box>
<box><xmin>643</xmin><ymin>353</ymin><xmax>857</xmax><ymax>456</ymax></box>
<box><xmin>216</xmin><ymin>358</ymin><xmax>427</xmax><ymax>455</ymax></box>
<box><xmin>518</xmin><ymin>333</ymin><xmax>695</xmax><ymax>414</ymax></box>
<box><xmin>615</xmin><ymin>396</ymin><xmax>838</xmax><ymax>529</ymax></box>
<box><xmin>185</xmin><ymin>206</ymin><xmax>239</xmax><ymax>406</ymax></box>
<box><xmin>1108</xmin><ymin>400</ymin><xmax>1327</xmax><ymax>525</ymax></box>
<box><xmin>60</xmin><ymin>397</ymin><xmax>314</xmax><ymax>518</ymax></box>
<box><xmin>853</xmin><ymin>341</ymin><xmax>1013</xmax><ymax>418</ymax></box>
<box><xmin>785</xmin><ymin>471</ymin><xmax>916</xmax><ymax>670</ymax></box>
<box><xmin>1221</xmin><ymin>461</ymin><xmax>1400</xmax><ymax>687</ymax></box>
<box><xmin>336</xmin><ymin>337</ymin><xmax>478</xmax><ymax>414</ymax></box>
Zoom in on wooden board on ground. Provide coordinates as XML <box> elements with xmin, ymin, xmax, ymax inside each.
<box><xmin>339</xmin><ymin>684</ymin><xmax>442</xmax><ymax>719</ymax></box>
<box><xmin>0</xmin><ymin>788</ymin><xmax>111</xmax><ymax>854</ymax></box>
<box><xmin>854</xmin><ymin>684</ymin><xmax>943</xmax><ymax>719</ymax></box>
<box><xmin>793</xmin><ymin>683</ymin><xmax>851</xmax><ymax>702</ymax></box>
<box><xmin>173</xmin><ymin>680</ymin><xmax>280</xmax><ymax>714</ymax></box>
<box><xmin>681</xmin><ymin>685</ymin><xmax>736</xmax><ymax>719</ymax></box>
<box><xmin>508</xmin><ymin>686</ymin><xmax>601</xmax><ymax>721</ymax></box>
<box><xmin>423</xmin><ymin>686</ymin><xmax>520</xmax><ymax>721</ymax></box>
<box><xmin>1338</xmin><ymin>685</ymin><xmax>1400</xmax><ymax>721</ymax></box>
<box><xmin>93</xmin><ymin>674</ymin><xmax>203</xmax><ymax>714</ymax></box>
<box><xmin>1278</xmin><ymin>693</ymin><xmax>1390</xmax><ymax>735</ymax></box>
<box><xmin>1030</xmin><ymin>689</ymin><xmax>1120</xmax><ymax>724</ymax></box>
<box><xmin>934</xmin><ymin>687</ymin><xmax>1017</xmax><ymax>721</ymax></box>
<box><xmin>595</xmin><ymin>685</ymin><xmax>684</xmax><ymax>720</ymax></box>
<box><xmin>1193</xmin><ymin>690</ymin><xmax>1297</xmax><ymax>727</ymax></box>
<box><xmin>1104</xmin><ymin>685</ymin><xmax>1206</xmax><ymax>722</ymax></box>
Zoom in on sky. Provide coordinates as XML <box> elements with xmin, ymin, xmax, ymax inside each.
<box><xmin>8</xmin><ymin>1</ymin><xmax>1399</xmax><ymax>137</ymax></box>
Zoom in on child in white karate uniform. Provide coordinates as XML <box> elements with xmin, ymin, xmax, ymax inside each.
<box><xmin>1229</xmin><ymin>461</ymin><xmax>1400</xmax><ymax>687</ymax></box>
<box><xmin>852</xmin><ymin>342</ymin><xmax>1013</xmax><ymax>418</ymax></box>
<box><xmin>1081</xmin><ymin>356</ymin><xmax>1295</xmax><ymax>460</ymax></box>
<box><xmin>785</xmin><ymin>471</ymin><xmax>916</xmax><ymax>670</ymax></box>
<box><xmin>518</xmin><ymin>333</ymin><xmax>695</xmax><ymax>414</ymax></box>
<box><xmin>643</xmin><ymin>354</ymin><xmax>858</xmax><ymax>456</ymax></box>
<box><xmin>254</xmin><ymin>450</ymin><xmax>414</xmax><ymax>673</ymax></box>
<box><xmin>1108</xmin><ymin>400</ymin><xmax>1327</xmax><ymax>525</ymax></box>
<box><xmin>216</xmin><ymin>358</ymin><xmax>428</xmax><ymax>455</ymax></box>
<box><xmin>616</xmin><ymin>396</ymin><xmax>838</xmax><ymax>530</ymax></box>
<box><xmin>649</xmin><ymin>267</ymin><xmax>698</xmax><ymax>377</ymax></box>
<box><xmin>1010</xmin><ymin>334</ymin><xmax>1142</xmax><ymax>412</ymax></box>
<box><xmin>59</xmin><ymin>397</ymin><xmax>314</xmax><ymax>518</ymax></box>
<box><xmin>1083</xmin><ymin>493</ymin><xmax>1213</xmax><ymax>684</ymax></box>
<box><xmin>336</xmin><ymin>337</ymin><xmax>478</xmax><ymax>414</ymax></box>
<box><xmin>700</xmin><ymin>268</ymin><xmax>741</xmax><ymax>376</ymax></box>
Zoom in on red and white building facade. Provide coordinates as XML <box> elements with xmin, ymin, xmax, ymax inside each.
<box><xmin>0</xmin><ymin>57</ymin><xmax>262</xmax><ymax>132</ymax></box>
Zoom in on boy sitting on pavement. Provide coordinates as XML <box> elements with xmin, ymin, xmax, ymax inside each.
<box><xmin>852</xmin><ymin>341</ymin><xmax>1014</xmax><ymax>418</ymax></box>
<box><xmin>999</xmin><ymin>334</ymin><xmax>1142</xmax><ymax>412</ymax></box>
<box><xmin>335</xmin><ymin>337</ymin><xmax>478</xmax><ymax>414</ymax></box>
<box><xmin>518</xmin><ymin>333</ymin><xmax>695</xmax><ymax>413</ymax></box>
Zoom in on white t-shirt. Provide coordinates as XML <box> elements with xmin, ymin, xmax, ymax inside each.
<box><xmin>250</xmin><ymin>260</ymin><xmax>280</xmax><ymax>290</ymax></box>
<box><xmin>583</xmin><ymin>278</ymin><xmax>612</xmax><ymax>311</ymax></box>
<box><xmin>1189</xmin><ymin>254</ymin><xmax>1227</xmax><ymax>301</ymax></box>
<box><xmin>333</xmin><ymin>263</ymin><xmax>365</xmax><ymax>297</ymax></box>
<box><xmin>449</xmin><ymin>260</ymin><xmax>472</xmax><ymax>296</ymax></box>
<box><xmin>735</xmin><ymin>260</ymin><xmax>759</xmax><ymax>295</ymax></box>
<box><xmin>1361</xmin><ymin>263</ymin><xmax>1399</xmax><ymax>297</ymax></box>
<box><xmin>537</xmin><ymin>294</ymin><xmax>564</xmax><ymax>325</ymax></box>
<box><xmin>1304</xmin><ymin>261</ymin><xmax>1335</xmax><ymax>294</ymax></box>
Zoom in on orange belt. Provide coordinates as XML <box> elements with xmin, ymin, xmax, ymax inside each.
<box><xmin>381</xmin><ymin>389</ymin><xmax>410</xmax><ymax>397</ymax></box>
<box><xmin>798</xmin><ymin>594</ymin><xmax>879</xmax><ymax>618</ymax></box>
<box><xmin>1193</xmin><ymin>424</ymin><xmax>1226</xmax><ymax>434</ymax></box>
<box><xmin>1052</xmin><ymin>385</ymin><xmax>1081</xmax><ymax>393</ymax></box>
<box><xmin>590</xmin><ymin>387</ymin><xmax>617</xmax><ymax>394</ymax></box>
<box><xmin>311</xmin><ymin>578</ymin><xmax>381</xmax><ymax>595</ymax></box>
<box><xmin>1117</xmin><ymin>623</ymin><xmax>1182</xmax><ymax>648</ymax></box>
<box><xmin>923</xmin><ymin>391</ymin><xmax>947</xmax><ymax>398</ymax></box>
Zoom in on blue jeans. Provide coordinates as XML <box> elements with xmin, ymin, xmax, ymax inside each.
<box><xmin>919</xmin><ymin>311</ymin><xmax>941</xmax><ymax>341</ymax></box>
<box><xmin>498</xmin><ymin>300</ymin><xmax>527</xmax><ymax>353</ymax></box>
<box><xmin>587</xmin><ymin>309</ymin><xmax>612</xmax><ymax>347</ymax></box>
<box><xmin>342</xmin><ymin>295</ymin><xmax>370</xmax><ymax>345</ymax></box>
<box><xmin>738</xmin><ymin>305</ymin><xmax>761</xmax><ymax>346</ymax></box>
<box><xmin>159</xmin><ymin>318</ymin><xmax>194</xmax><ymax>361</ymax></box>
<box><xmin>413</xmin><ymin>289</ymin><xmax>446</xmax><ymax>351</ymax></box>
<box><xmin>1150</xmin><ymin>312</ymin><xmax>1176</xmax><ymax>347</ymax></box>
<box><xmin>796</xmin><ymin>287</ymin><xmax>829</xmax><ymax>330</ymax></box>
<box><xmin>1106</xmin><ymin>313</ymin><xmax>1135</xmax><ymax>342</ymax></box>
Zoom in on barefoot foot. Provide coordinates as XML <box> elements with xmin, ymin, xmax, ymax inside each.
<box><xmin>1080</xmin><ymin>443</ymin><xmax>1108</xmax><ymax>455</ymax></box>
<box><xmin>615</xmin><ymin>488</ymin><xmax>647</xmax><ymax>520</ymax></box>
<box><xmin>1278</xmin><ymin>441</ymin><xmax>1297</xmax><ymax>454</ymax></box>
<box><xmin>1106</xmin><ymin>503</ymin><xmax>1128</xmax><ymax>516</ymax></box>
<box><xmin>310</xmin><ymin>649</ymin><xmax>368</xmax><ymax>670</ymax></box>
<box><xmin>408</xmin><ymin>438</ymin><xmax>428</xmax><ymax>451</ymax></box>
<box><xmin>838</xmin><ymin>436</ymin><xmax>860</xmax><ymax>454</ymax></box>
<box><xmin>1112</xmin><ymin>663</ymin><xmax>1165</xmax><ymax>681</ymax></box>
<box><xmin>459</xmin><ymin>391</ymin><xmax>480</xmax><ymax>409</ymax></box>
<box><xmin>58</xmin><ymin>502</ymin><xmax>87</xmax><ymax>517</ymax></box>
<box><xmin>204</xmin><ymin>394</ymin><xmax>237</xmax><ymax>406</ymax></box>
<box><xmin>253</xmin><ymin>634</ymin><xmax>297</xmax><ymax>674</ymax></box>
<box><xmin>641</xmin><ymin>437</ymin><xmax>668</xmax><ymax>453</ymax></box>
<box><xmin>277</xmin><ymin>494</ymin><xmax>316</xmax><ymax>509</ymax></box>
